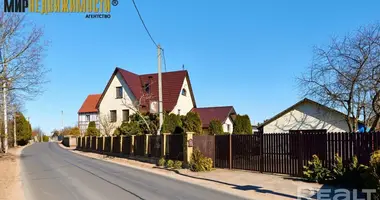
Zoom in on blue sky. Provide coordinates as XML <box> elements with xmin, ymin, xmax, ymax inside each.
<box><xmin>24</xmin><ymin>0</ymin><xmax>380</xmax><ymax>134</ymax></box>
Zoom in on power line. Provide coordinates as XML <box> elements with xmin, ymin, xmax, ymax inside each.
<box><xmin>131</xmin><ymin>0</ymin><xmax>158</xmax><ymax>48</ymax></box>
<box><xmin>131</xmin><ymin>0</ymin><xmax>168</xmax><ymax>72</ymax></box>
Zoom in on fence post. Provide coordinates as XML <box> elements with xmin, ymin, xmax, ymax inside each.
<box><xmin>131</xmin><ymin>135</ymin><xmax>135</xmax><ymax>155</ymax></box>
<box><xmin>298</xmin><ymin>132</ymin><xmax>303</xmax><ymax>176</ymax></box>
<box><xmin>229</xmin><ymin>134</ymin><xmax>232</xmax><ymax>169</ymax></box>
<box><xmin>184</xmin><ymin>132</ymin><xmax>194</xmax><ymax>166</ymax></box>
<box><xmin>260</xmin><ymin>132</ymin><xmax>264</xmax><ymax>173</ymax></box>
<box><xmin>145</xmin><ymin>134</ymin><xmax>151</xmax><ymax>157</ymax></box>
<box><xmin>95</xmin><ymin>137</ymin><xmax>98</xmax><ymax>151</ymax></box>
<box><xmin>120</xmin><ymin>136</ymin><xmax>123</xmax><ymax>154</ymax></box>
<box><xmin>111</xmin><ymin>136</ymin><xmax>114</xmax><ymax>153</ymax></box>
<box><xmin>89</xmin><ymin>136</ymin><xmax>92</xmax><ymax>149</ymax></box>
<box><xmin>85</xmin><ymin>137</ymin><xmax>88</xmax><ymax>149</ymax></box>
<box><xmin>102</xmin><ymin>136</ymin><xmax>106</xmax><ymax>152</ymax></box>
<box><xmin>161</xmin><ymin>133</ymin><xmax>168</xmax><ymax>158</ymax></box>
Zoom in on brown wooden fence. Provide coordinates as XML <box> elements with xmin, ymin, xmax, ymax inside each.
<box><xmin>97</xmin><ymin>137</ymin><xmax>103</xmax><ymax>151</ymax></box>
<box><xmin>104</xmin><ymin>137</ymin><xmax>111</xmax><ymax>152</ymax></box>
<box><xmin>149</xmin><ymin>135</ymin><xmax>161</xmax><ymax>158</ymax></box>
<box><xmin>81</xmin><ymin>137</ymin><xmax>85</xmax><ymax>148</ymax></box>
<box><xmin>77</xmin><ymin>137</ymin><xmax>81</xmax><ymax>148</ymax></box>
<box><xmin>91</xmin><ymin>137</ymin><xmax>97</xmax><ymax>151</ymax></box>
<box><xmin>167</xmin><ymin>134</ymin><xmax>183</xmax><ymax>161</ymax></box>
<box><xmin>215</xmin><ymin>135</ymin><xmax>230</xmax><ymax>168</ymax></box>
<box><xmin>86</xmin><ymin>137</ymin><xmax>91</xmax><ymax>149</ymax></box>
<box><xmin>122</xmin><ymin>136</ymin><xmax>131</xmax><ymax>155</ymax></box>
<box><xmin>134</xmin><ymin>135</ymin><xmax>145</xmax><ymax>156</ymax></box>
<box><xmin>193</xmin><ymin>135</ymin><xmax>215</xmax><ymax>166</ymax></box>
<box><xmin>113</xmin><ymin>137</ymin><xmax>121</xmax><ymax>153</ymax></box>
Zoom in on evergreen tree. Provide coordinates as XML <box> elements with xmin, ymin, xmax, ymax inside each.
<box><xmin>233</xmin><ymin>115</ymin><xmax>252</xmax><ymax>134</ymax></box>
<box><xmin>182</xmin><ymin>112</ymin><xmax>202</xmax><ymax>134</ymax></box>
<box><xmin>208</xmin><ymin>119</ymin><xmax>224</xmax><ymax>135</ymax></box>
<box><xmin>15</xmin><ymin>112</ymin><xmax>32</xmax><ymax>145</ymax></box>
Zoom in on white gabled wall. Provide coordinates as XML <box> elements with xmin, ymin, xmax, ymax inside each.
<box><xmin>78</xmin><ymin>112</ymin><xmax>99</xmax><ymax>134</ymax></box>
<box><xmin>263</xmin><ymin>102</ymin><xmax>350</xmax><ymax>133</ymax></box>
<box><xmin>171</xmin><ymin>77</ymin><xmax>194</xmax><ymax>115</ymax></box>
<box><xmin>223</xmin><ymin>117</ymin><xmax>233</xmax><ymax>134</ymax></box>
<box><xmin>98</xmin><ymin>72</ymin><xmax>137</xmax><ymax>134</ymax></box>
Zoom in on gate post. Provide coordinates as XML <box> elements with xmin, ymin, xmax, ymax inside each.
<box><xmin>260</xmin><ymin>132</ymin><xmax>264</xmax><ymax>173</ymax></box>
<box><xmin>89</xmin><ymin>136</ymin><xmax>92</xmax><ymax>149</ymax></box>
<box><xmin>95</xmin><ymin>137</ymin><xmax>98</xmax><ymax>152</ymax></box>
<box><xmin>145</xmin><ymin>134</ymin><xmax>151</xmax><ymax>156</ymax></box>
<box><xmin>85</xmin><ymin>137</ymin><xmax>88</xmax><ymax>149</ymax></box>
<box><xmin>229</xmin><ymin>134</ymin><xmax>232</xmax><ymax>169</ymax></box>
<box><xmin>184</xmin><ymin>132</ymin><xmax>194</xmax><ymax>166</ymax></box>
<box><xmin>102</xmin><ymin>136</ymin><xmax>106</xmax><ymax>153</ymax></box>
<box><xmin>161</xmin><ymin>133</ymin><xmax>169</xmax><ymax>158</ymax></box>
<box><xmin>131</xmin><ymin>135</ymin><xmax>135</xmax><ymax>156</ymax></box>
<box><xmin>111</xmin><ymin>136</ymin><xmax>114</xmax><ymax>153</ymax></box>
<box><xmin>120</xmin><ymin>136</ymin><xmax>123</xmax><ymax>154</ymax></box>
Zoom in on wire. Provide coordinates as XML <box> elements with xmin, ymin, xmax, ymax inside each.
<box><xmin>131</xmin><ymin>0</ymin><xmax>158</xmax><ymax>48</ymax></box>
<box><xmin>162</xmin><ymin>48</ymin><xmax>167</xmax><ymax>72</ymax></box>
<box><xmin>131</xmin><ymin>0</ymin><xmax>168</xmax><ymax>72</ymax></box>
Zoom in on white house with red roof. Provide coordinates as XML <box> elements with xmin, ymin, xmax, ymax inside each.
<box><xmin>78</xmin><ymin>67</ymin><xmax>197</xmax><ymax>134</ymax></box>
<box><xmin>191</xmin><ymin>106</ymin><xmax>236</xmax><ymax>134</ymax></box>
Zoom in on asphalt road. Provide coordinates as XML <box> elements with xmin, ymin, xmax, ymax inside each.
<box><xmin>21</xmin><ymin>143</ymin><xmax>245</xmax><ymax>200</ymax></box>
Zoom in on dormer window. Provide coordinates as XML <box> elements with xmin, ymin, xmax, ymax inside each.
<box><xmin>181</xmin><ymin>88</ymin><xmax>187</xmax><ymax>96</ymax></box>
<box><xmin>144</xmin><ymin>83</ymin><xmax>150</xmax><ymax>93</ymax></box>
<box><xmin>116</xmin><ymin>87</ymin><xmax>123</xmax><ymax>98</ymax></box>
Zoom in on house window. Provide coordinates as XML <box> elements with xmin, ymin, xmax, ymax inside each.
<box><xmin>181</xmin><ymin>88</ymin><xmax>187</xmax><ymax>96</ymax></box>
<box><xmin>144</xmin><ymin>83</ymin><xmax>150</xmax><ymax>93</ymax></box>
<box><xmin>178</xmin><ymin>109</ymin><xmax>181</xmax><ymax>115</ymax></box>
<box><xmin>116</xmin><ymin>87</ymin><xmax>123</xmax><ymax>98</ymax></box>
<box><xmin>227</xmin><ymin>124</ymin><xmax>230</xmax><ymax>132</ymax></box>
<box><xmin>123</xmin><ymin>109</ymin><xmax>129</xmax><ymax>122</ymax></box>
<box><xmin>86</xmin><ymin>115</ymin><xmax>90</xmax><ymax>121</ymax></box>
<box><xmin>110</xmin><ymin>110</ymin><xmax>117</xmax><ymax>122</ymax></box>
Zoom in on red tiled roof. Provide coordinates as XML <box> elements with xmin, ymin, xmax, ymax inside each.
<box><xmin>98</xmin><ymin>68</ymin><xmax>196</xmax><ymax>112</ymax></box>
<box><xmin>192</xmin><ymin>106</ymin><xmax>236</xmax><ymax>128</ymax></box>
<box><xmin>78</xmin><ymin>94</ymin><xmax>101</xmax><ymax>113</ymax></box>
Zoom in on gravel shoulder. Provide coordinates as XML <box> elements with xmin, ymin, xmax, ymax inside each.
<box><xmin>0</xmin><ymin>145</ymin><xmax>27</xmax><ymax>200</ymax></box>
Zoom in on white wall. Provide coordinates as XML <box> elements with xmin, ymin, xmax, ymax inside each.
<box><xmin>171</xmin><ymin>77</ymin><xmax>194</xmax><ymax>115</ymax></box>
<box><xmin>263</xmin><ymin>102</ymin><xmax>350</xmax><ymax>133</ymax></box>
<box><xmin>223</xmin><ymin>117</ymin><xmax>233</xmax><ymax>134</ymax></box>
<box><xmin>98</xmin><ymin>72</ymin><xmax>137</xmax><ymax>134</ymax></box>
<box><xmin>78</xmin><ymin>112</ymin><xmax>99</xmax><ymax>134</ymax></box>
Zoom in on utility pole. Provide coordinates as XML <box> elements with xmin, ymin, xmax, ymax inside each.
<box><xmin>1</xmin><ymin>48</ymin><xmax>8</xmax><ymax>153</ymax></box>
<box><xmin>157</xmin><ymin>44</ymin><xmax>163</xmax><ymax>135</ymax></box>
<box><xmin>13</xmin><ymin>106</ymin><xmax>17</xmax><ymax>147</ymax></box>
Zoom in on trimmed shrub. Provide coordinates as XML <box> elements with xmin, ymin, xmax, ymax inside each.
<box><xmin>118</xmin><ymin>121</ymin><xmax>141</xmax><ymax>136</ymax></box>
<box><xmin>303</xmin><ymin>155</ymin><xmax>331</xmax><ymax>183</ymax></box>
<box><xmin>162</xmin><ymin>113</ymin><xmax>183</xmax><ymax>133</ymax></box>
<box><xmin>183</xmin><ymin>112</ymin><xmax>202</xmax><ymax>134</ymax></box>
<box><xmin>157</xmin><ymin>157</ymin><xmax>166</xmax><ymax>167</ymax></box>
<box><xmin>42</xmin><ymin>135</ymin><xmax>49</xmax><ymax>142</ymax></box>
<box><xmin>88</xmin><ymin>121</ymin><xmax>96</xmax><ymax>128</ymax></box>
<box><xmin>208</xmin><ymin>119</ymin><xmax>223</xmax><ymax>135</ymax></box>
<box><xmin>233</xmin><ymin>115</ymin><xmax>252</xmax><ymax>134</ymax></box>
<box><xmin>86</xmin><ymin>127</ymin><xmax>100</xmax><ymax>136</ymax></box>
<box><xmin>166</xmin><ymin>160</ymin><xmax>174</xmax><ymax>168</ymax></box>
<box><xmin>173</xmin><ymin>161</ymin><xmax>183</xmax><ymax>169</ymax></box>
<box><xmin>189</xmin><ymin>149</ymin><xmax>213</xmax><ymax>172</ymax></box>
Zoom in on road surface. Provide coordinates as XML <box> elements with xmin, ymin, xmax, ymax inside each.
<box><xmin>21</xmin><ymin>143</ymin><xmax>245</xmax><ymax>200</ymax></box>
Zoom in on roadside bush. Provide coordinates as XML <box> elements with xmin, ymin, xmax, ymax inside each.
<box><xmin>208</xmin><ymin>119</ymin><xmax>223</xmax><ymax>135</ymax></box>
<box><xmin>368</xmin><ymin>150</ymin><xmax>380</xmax><ymax>199</ymax></box>
<box><xmin>189</xmin><ymin>149</ymin><xmax>213</xmax><ymax>172</ymax></box>
<box><xmin>331</xmin><ymin>154</ymin><xmax>368</xmax><ymax>189</ymax></box>
<box><xmin>118</xmin><ymin>121</ymin><xmax>141</xmax><ymax>136</ymax></box>
<box><xmin>173</xmin><ymin>161</ymin><xmax>183</xmax><ymax>169</ymax></box>
<box><xmin>157</xmin><ymin>157</ymin><xmax>166</xmax><ymax>167</ymax></box>
<box><xmin>303</xmin><ymin>155</ymin><xmax>331</xmax><ymax>183</ymax></box>
<box><xmin>162</xmin><ymin>113</ymin><xmax>183</xmax><ymax>133</ymax></box>
<box><xmin>332</xmin><ymin>153</ymin><xmax>344</xmax><ymax>178</ymax></box>
<box><xmin>166</xmin><ymin>160</ymin><xmax>174</xmax><ymax>168</ymax></box>
<box><xmin>15</xmin><ymin>112</ymin><xmax>32</xmax><ymax>145</ymax></box>
<box><xmin>86</xmin><ymin>127</ymin><xmax>100</xmax><ymax>136</ymax></box>
<box><xmin>42</xmin><ymin>135</ymin><xmax>49</xmax><ymax>142</ymax></box>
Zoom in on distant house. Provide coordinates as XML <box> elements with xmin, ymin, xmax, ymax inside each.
<box><xmin>192</xmin><ymin>106</ymin><xmax>236</xmax><ymax>134</ymax></box>
<box><xmin>78</xmin><ymin>94</ymin><xmax>101</xmax><ymax>134</ymax></box>
<box><xmin>252</xmin><ymin>125</ymin><xmax>259</xmax><ymax>133</ymax></box>
<box><xmin>258</xmin><ymin>98</ymin><xmax>359</xmax><ymax>134</ymax></box>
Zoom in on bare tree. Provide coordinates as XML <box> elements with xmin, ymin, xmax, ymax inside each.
<box><xmin>0</xmin><ymin>12</ymin><xmax>48</xmax><ymax>152</ymax></box>
<box><xmin>99</xmin><ymin>113</ymin><xmax>116</xmax><ymax>136</ymax></box>
<box><xmin>299</xmin><ymin>23</ymin><xmax>380</xmax><ymax>132</ymax></box>
<box><xmin>121</xmin><ymin>81</ymin><xmax>158</xmax><ymax>134</ymax></box>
